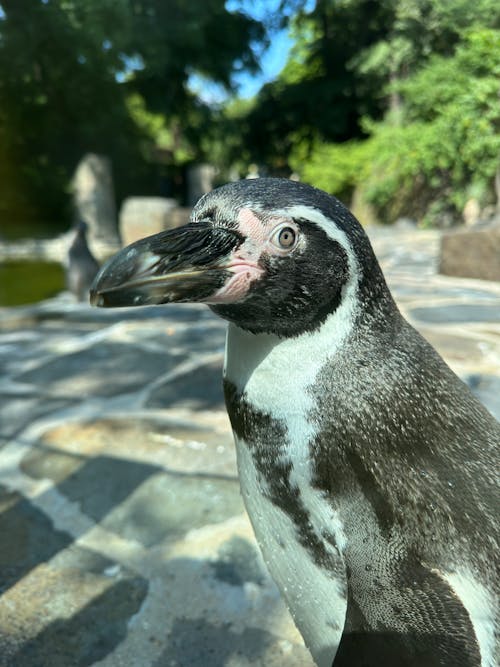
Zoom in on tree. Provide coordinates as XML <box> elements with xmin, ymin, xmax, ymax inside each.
<box><xmin>293</xmin><ymin>28</ymin><xmax>500</xmax><ymax>225</ymax></box>
<box><xmin>0</xmin><ymin>0</ymin><xmax>265</xmax><ymax>232</ymax></box>
<box><xmin>241</xmin><ymin>0</ymin><xmax>394</xmax><ymax>169</ymax></box>
<box><xmin>240</xmin><ymin>0</ymin><xmax>500</xmax><ymax>174</ymax></box>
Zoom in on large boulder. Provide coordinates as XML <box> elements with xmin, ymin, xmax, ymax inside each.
<box><xmin>119</xmin><ymin>197</ymin><xmax>191</xmax><ymax>245</ymax></box>
<box><xmin>186</xmin><ymin>163</ymin><xmax>215</xmax><ymax>206</ymax></box>
<box><xmin>439</xmin><ymin>223</ymin><xmax>500</xmax><ymax>282</ymax></box>
<box><xmin>72</xmin><ymin>154</ymin><xmax>118</xmax><ymax>243</ymax></box>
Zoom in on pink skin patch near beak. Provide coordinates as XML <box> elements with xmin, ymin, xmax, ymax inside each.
<box><xmin>204</xmin><ymin>208</ymin><xmax>268</xmax><ymax>304</ymax></box>
<box><xmin>204</xmin><ymin>207</ymin><xmax>299</xmax><ymax>305</ymax></box>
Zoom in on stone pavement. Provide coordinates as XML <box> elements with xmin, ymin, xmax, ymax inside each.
<box><xmin>0</xmin><ymin>228</ymin><xmax>499</xmax><ymax>667</ymax></box>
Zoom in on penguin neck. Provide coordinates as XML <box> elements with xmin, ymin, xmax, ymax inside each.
<box><xmin>224</xmin><ymin>265</ymin><xmax>402</xmax><ymax>407</ymax></box>
<box><xmin>224</xmin><ymin>268</ymin><xmax>361</xmax><ymax>398</ymax></box>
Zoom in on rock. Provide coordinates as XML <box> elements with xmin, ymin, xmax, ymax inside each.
<box><xmin>439</xmin><ymin>225</ymin><xmax>500</xmax><ymax>281</ymax></box>
<box><xmin>211</xmin><ymin>536</ymin><xmax>266</xmax><ymax>586</ymax></box>
<box><xmin>186</xmin><ymin>164</ymin><xmax>215</xmax><ymax>207</ymax></box>
<box><xmin>98</xmin><ymin>470</ymin><xmax>243</xmax><ymax>547</ymax></box>
<box><xmin>410</xmin><ymin>303</ymin><xmax>500</xmax><ymax>325</ymax></box>
<box><xmin>72</xmin><ymin>154</ymin><xmax>118</xmax><ymax>243</ymax></box>
<box><xmin>16</xmin><ymin>340</ymin><xmax>187</xmax><ymax>398</ymax></box>
<box><xmin>154</xmin><ymin>619</ymin><xmax>304</xmax><ymax>667</ymax></box>
<box><xmin>245</xmin><ymin>164</ymin><xmax>260</xmax><ymax>179</ymax></box>
<box><xmin>119</xmin><ymin>197</ymin><xmax>190</xmax><ymax>245</ymax></box>
<box><xmin>394</xmin><ymin>217</ymin><xmax>417</xmax><ymax>229</ymax></box>
<box><xmin>0</xmin><ymin>395</ymin><xmax>72</xmax><ymax>439</ymax></box>
<box><xmin>464</xmin><ymin>374</ymin><xmax>500</xmax><ymax>421</ymax></box>
<box><xmin>145</xmin><ymin>357</ymin><xmax>225</xmax><ymax>410</ymax></box>
<box><xmin>462</xmin><ymin>198</ymin><xmax>481</xmax><ymax>227</ymax></box>
<box><xmin>0</xmin><ymin>542</ymin><xmax>148</xmax><ymax>666</ymax></box>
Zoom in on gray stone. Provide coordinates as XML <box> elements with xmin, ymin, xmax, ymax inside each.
<box><xmin>0</xmin><ymin>395</ymin><xmax>73</xmax><ymax>440</ymax></box>
<box><xmin>1</xmin><ymin>567</ymin><xmax>148</xmax><ymax>667</ymax></box>
<box><xmin>21</xmin><ymin>446</ymin><xmax>84</xmax><ymax>483</ymax></box>
<box><xmin>38</xmin><ymin>416</ymin><xmax>237</xmax><ymax>481</ymax></box>
<box><xmin>0</xmin><ymin>329</ymin><xmax>60</xmax><ymax>375</ymax></box>
<box><xmin>211</xmin><ymin>536</ymin><xmax>266</xmax><ymax>587</ymax></box>
<box><xmin>72</xmin><ymin>154</ymin><xmax>118</xmax><ymax>243</ymax></box>
<box><xmin>394</xmin><ymin>217</ymin><xmax>417</xmax><ymax>229</ymax></box>
<box><xmin>0</xmin><ymin>486</ymin><xmax>72</xmax><ymax>595</ymax></box>
<box><xmin>119</xmin><ymin>198</ymin><xmax>191</xmax><ymax>246</ymax></box>
<box><xmin>100</xmin><ymin>470</ymin><xmax>243</xmax><ymax>546</ymax></box>
<box><xmin>55</xmin><ymin>456</ymin><xmax>159</xmax><ymax>523</ymax></box>
<box><xmin>16</xmin><ymin>341</ymin><xmax>187</xmax><ymax>398</ymax></box>
<box><xmin>0</xmin><ymin>298</ymin><xmax>208</xmax><ymax>330</ymax></box>
<box><xmin>439</xmin><ymin>225</ymin><xmax>500</xmax><ymax>281</ymax></box>
<box><xmin>119</xmin><ymin>196</ymin><xmax>181</xmax><ymax>245</ymax></box>
<box><xmin>465</xmin><ymin>374</ymin><xmax>500</xmax><ymax>421</ymax></box>
<box><xmin>154</xmin><ymin>619</ymin><xmax>276</xmax><ymax>667</ymax></box>
<box><xmin>186</xmin><ymin>163</ymin><xmax>215</xmax><ymax>206</ymax></box>
<box><xmin>462</xmin><ymin>198</ymin><xmax>481</xmax><ymax>227</ymax></box>
<box><xmin>146</xmin><ymin>357</ymin><xmax>224</xmax><ymax>409</ymax></box>
<box><xmin>410</xmin><ymin>304</ymin><xmax>500</xmax><ymax>325</ymax></box>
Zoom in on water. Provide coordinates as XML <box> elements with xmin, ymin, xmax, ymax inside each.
<box><xmin>0</xmin><ymin>260</ymin><xmax>65</xmax><ymax>306</ymax></box>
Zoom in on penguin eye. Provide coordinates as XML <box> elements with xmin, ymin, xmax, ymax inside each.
<box><xmin>272</xmin><ymin>225</ymin><xmax>297</xmax><ymax>250</ymax></box>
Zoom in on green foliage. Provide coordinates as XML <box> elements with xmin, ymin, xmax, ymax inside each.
<box><xmin>290</xmin><ymin>139</ymin><xmax>374</xmax><ymax>203</ymax></box>
<box><xmin>294</xmin><ymin>27</ymin><xmax>500</xmax><ymax>225</ymax></box>
<box><xmin>0</xmin><ymin>0</ymin><xmax>264</xmax><ymax>232</ymax></box>
<box><xmin>241</xmin><ymin>0</ymin><xmax>396</xmax><ymax>167</ymax></box>
<box><xmin>2</xmin><ymin>0</ymin><xmax>499</xmax><ymax>231</ymax></box>
<box><xmin>237</xmin><ymin>0</ymin><xmax>500</xmax><ymax>226</ymax></box>
<box><xmin>241</xmin><ymin>0</ymin><xmax>500</xmax><ymax>170</ymax></box>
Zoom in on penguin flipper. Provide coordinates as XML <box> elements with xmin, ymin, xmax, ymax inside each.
<box><xmin>334</xmin><ymin>561</ymin><xmax>488</xmax><ymax>667</ymax></box>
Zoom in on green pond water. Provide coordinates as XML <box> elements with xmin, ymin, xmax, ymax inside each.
<box><xmin>0</xmin><ymin>260</ymin><xmax>65</xmax><ymax>306</ymax></box>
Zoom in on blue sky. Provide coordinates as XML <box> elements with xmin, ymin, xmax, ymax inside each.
<box><xmin>0</xmin><ymin>0</ymin><xmax>300</xmax><ymax>102</ymax></box>
<box><xmin>188</xmin><ymin>27</ymin><xmax>292</xmax><ymax>104</ymax></box>
<box><xmin>234</xmin><ymin>29</ymin><xmax>292</xmax><ymax>98</ymax></box>
<box><xmin>189</xmin><ymin>0</ymin><xmax>296</xmax><ymax>103</ymax></box>
<box><xmin>227</xmin><ymin>0</ymin><xmax>293</xmax><ymax>97</ymax></box>
<box><xmin>222</xmin><ymin>0</ymin><xmax>315</xmax><ymax>99</ymax></box>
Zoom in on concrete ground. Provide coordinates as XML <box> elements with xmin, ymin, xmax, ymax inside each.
<box><xmin>0</xmin><ymin>228</ymin><xmax>499</xmax><ymax>667</ymax></box>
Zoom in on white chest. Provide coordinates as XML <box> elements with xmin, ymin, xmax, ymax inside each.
<box><xmin>235</xmin><ymin>436</ymin><xmax>346</xmax><ymax>667</ymax></box>
<box><xmin>223</xmin><ymin>322</ymin><xmax>356</xmax><ymax>666</ymax></box>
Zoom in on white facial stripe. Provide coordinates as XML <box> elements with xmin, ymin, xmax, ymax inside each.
<box><xmin>225</xmin><ymin>201</ymin><xmax>358</xmax><ymax>537</ymax></box>
<box><xmin>224</xmin><ymin>203</ymin><xmax>359</xmax><ymax>659</ymax></box>
<box><xmin>275</xmin><ymin>204</ymin><xmax>360</xmax><ymax>264</ymax></box>
<box><xmin>236</xmin><ymin>207</ymin><xmax>302</xmax><ymax>258</ymax></box>
<box><xmin>225</xmin><ymin>202</ymin><xmax>359</xmax><ymax>401</ymax></box>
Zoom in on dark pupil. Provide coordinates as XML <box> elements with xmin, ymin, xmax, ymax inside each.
<box><xmin>279</xmin><ymin>227</ymin><xmax>295</xmax><ymax>247</ymax></box>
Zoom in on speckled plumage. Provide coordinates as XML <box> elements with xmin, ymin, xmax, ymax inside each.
<box><xmin>91</xmin><ymin>178</ymin><xmax>500</xmax><ymax>667</ymax></box>
<box><xmin>194</xmin><ymin>180</ymin><xmax>499</xmax><ymax>667</ymax></box>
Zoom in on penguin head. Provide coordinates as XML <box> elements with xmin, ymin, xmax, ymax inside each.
<box><xmin>90</xmin><ymin>178</ymin><xmax>390</xmax><ymax>337</ymax></box>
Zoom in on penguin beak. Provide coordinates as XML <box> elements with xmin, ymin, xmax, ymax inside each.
<box><xmin>89</xmin><ymin>223</ymin><xmax>243</xmax><ymax>307</ymax></box>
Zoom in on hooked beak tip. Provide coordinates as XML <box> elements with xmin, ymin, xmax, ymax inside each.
<box><xmin>88</xmin><ymin>223</ymin><xmax>242</xmax><ymax>308</ymax></box>
<box><xmin>89</xmin><ymin>290</ymin><xmax>106</xmax><ymax>307</ymax></box>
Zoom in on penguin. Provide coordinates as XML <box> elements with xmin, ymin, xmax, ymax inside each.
<box><xmin>67</xmin><ymin>220</ymin><xmax>100</xmax><ymax>301</ymax></box>
<box><xmin>90</xmin><ymin>178</ymin><xmax>499</xmax><ymax>667</ymax></box>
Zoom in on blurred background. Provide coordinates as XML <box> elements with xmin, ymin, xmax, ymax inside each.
<box><xmin>1</xmin><ymin>0</ymin><xmax>499</xmax><ymax>305</ymax></box>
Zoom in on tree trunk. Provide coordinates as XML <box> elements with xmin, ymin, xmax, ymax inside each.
<box><xmin>495</xmin><ymin>162</ymin><xmax>500</xmax><ymax>213</ymax></box>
